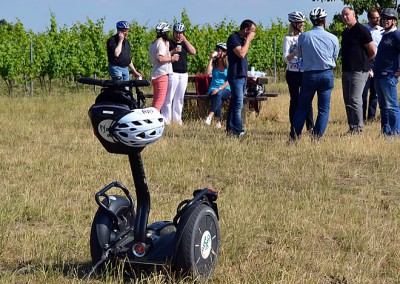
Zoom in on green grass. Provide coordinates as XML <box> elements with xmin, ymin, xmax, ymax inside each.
<box><xmin>1</xmin><ymin>80</ymin><xmax>400</xmax><ymax>283</ymax></box>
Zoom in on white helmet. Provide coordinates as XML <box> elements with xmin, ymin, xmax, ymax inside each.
<box><xmin>216</xmin><ymin>42</ymin><xmax>227</xmax><ymax>50</ymax></box>
<box><xmin>112</xmin><ymin>107</ymin><xmax>164</xmax><ymax>147</ymax></box>
<box><xmin>310</xmin><ymin>7</ymin><xmax>328</xmax><ymax>23</ymax></box>
<box><xmin>288</xmin><ymin>11</ymin><xmax>306</xmax><ymax>23</ymax></box>
<box><xmin>155</xmin><ymin>22</ymin><xmax>170</xmax><ymax>34</ymax></box>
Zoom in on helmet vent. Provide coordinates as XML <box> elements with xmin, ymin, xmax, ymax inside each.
<box><xmin>119</xmin><ymin>123</ymin><xmax>129</xmax><ymax>128</ymax></box>
<box><xmin>132</xmin><ymin>121</ymin><xmax>142</xmax><ymax>126</ymax></box>
<box><xmin>144</xmin><ymin>119</ymin><xmax>152</xmax><ymax>124</ymax></box>
<box><xmin>137</xmin><ymin>132</ymin><xmax>146</xmax><ymax>138</ymax></box>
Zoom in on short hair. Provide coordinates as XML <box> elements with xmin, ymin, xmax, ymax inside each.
<box><xmin>240</xmin><ymin>19</ymin><xmax>256</xmax><ymax>31</ymax></box>
<box><xmin>367</xmin><ymin>8</ymin><xmax>379</xmax><ymax>19</ymax></box>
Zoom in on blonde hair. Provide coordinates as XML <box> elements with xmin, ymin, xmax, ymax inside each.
<box><xmin>287</xmin><ymin>23</ymin><xmax>301</xmax><ymax>36</ymax></box>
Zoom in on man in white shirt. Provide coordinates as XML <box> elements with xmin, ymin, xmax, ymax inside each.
<box><xmin>362</xmin><ymin>8</ymin><xmax>384</xmax><ymax>122</ymax></box>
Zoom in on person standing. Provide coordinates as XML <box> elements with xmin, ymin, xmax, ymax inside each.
<box><xmin>226</xmin><ymin>19</ymin><xmax>256</xmax><ymax>138</ymax></box>
<box><xmin>283</xmin><ymin>11</ymin><xmax>314</xmax><ymax>133</ymax></box>
<box><xmin>204</xmin><ymin>42</ymin><xmax>231</xmax><ymax>129</ymax></box>
<box><xmin>289</xmin><ymin>8</ymin><xmax>339</xmax><ymax>141</ymax></box>
<box><xmin>149</xmin><ymin>22</ymin><xmax>180</xmax><ymax>112</ymax></box>
<box><xmin>162</xmin><ymin>23</ymin><xmax>196</xmax><ymax>125</ymax></box>
<box><xmin>341</xmin><ymin>7</ymin><xmax>376</xmax><ymax>134</ymax></box>
<box><xmin>374</xmin><ymin>8</ymin><xmax>400</xmax><ymax>137</ymax></box>
<box><xmin>107</xmin><ymin>21</ymin><xmax>142</xmax><ymax>81</ymax></box>
<box><xmin>362</xmin><ymin>8</ymin><xmax>383</xmax><ymax>122</ymax></box>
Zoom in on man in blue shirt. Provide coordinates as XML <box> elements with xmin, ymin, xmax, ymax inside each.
<box><xmin>289</xmin><ymin>8</ymin><xmax>339</xmax><ymax>142</ymax></box>
<box><xmin>226</xmin><ymin>19</ymin><xmax>256</xmax><ymax>138</ymax></box>
<box><xmin>362</xmin><ymin>8</ymin><xmax>383</xmax><ymax>122</ymax></box>
<box><xmin>374</xmin><ymin>8</ymin><xmax>400</xmax><ymax>137</ymax></box>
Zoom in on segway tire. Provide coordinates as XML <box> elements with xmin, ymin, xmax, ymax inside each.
<box><xmin>90</xmin><ymin>209</ymin><xmax>113</xmax><ymax>266</ymax></box>
<box><xmin>174</xmin><ymin>203</ymin><xmax>220</xmax><ymax>281</ymax></box>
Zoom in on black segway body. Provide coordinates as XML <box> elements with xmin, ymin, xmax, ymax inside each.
<box><xmin>79</xmin><ymin>77</ymin><xmax>220</xmax><ymax>282</ymax></box>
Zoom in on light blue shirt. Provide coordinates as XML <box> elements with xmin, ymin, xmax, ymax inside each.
<box><xmin>365</xmin><ymin>23</ymin><xmax>383</xmax><ymax>50</ymax></box>
<box><xmin>298</xmin><ymin>26</ymin><xmax>339</xmax><ymax>71</ymax></box>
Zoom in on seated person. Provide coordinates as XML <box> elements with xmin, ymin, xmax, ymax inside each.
<box><xmin>204</xmin><ymin>42</ymin><xmax>231</xmax><ymax>129</ymax></box>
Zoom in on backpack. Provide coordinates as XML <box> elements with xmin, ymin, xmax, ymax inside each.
<box><xmin>246</xmin><ymin>82</ymin><xmax>264</xmax><ymax>97</ymax></box>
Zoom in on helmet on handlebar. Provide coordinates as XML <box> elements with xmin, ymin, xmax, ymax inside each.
<box><xmin>113</xmin><ymin>107</ymin><xmax>165</xmax><ymax>147</ymax></box>
<box><xmin>116</xmin><ymin>21</ymin><xmax>130</xmax><ymax>30</ymax></box>
<box><xmin>173</xmin><ymin>22</ymin><xmax>186</xmax><ymax>33</ymax></box>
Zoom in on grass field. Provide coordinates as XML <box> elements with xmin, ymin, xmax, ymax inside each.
<box><xmin>1</xmin><ymin>79</ymin><xmax>400</xmax><ymax>283</ymax></box>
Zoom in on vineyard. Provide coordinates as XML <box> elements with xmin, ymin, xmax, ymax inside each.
<box><xmin>0</xmin><ymin>10</ymin><xmax>343</xmax><ymax>95</ymax></box>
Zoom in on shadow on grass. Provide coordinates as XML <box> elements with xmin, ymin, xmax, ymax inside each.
<box><xmin>10</xmin><ymin>259</ymin><xmax>180</xmax><ymax>283</ymax></box>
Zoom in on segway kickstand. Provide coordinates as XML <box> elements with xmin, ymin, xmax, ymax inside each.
<box><xmin>83</xmin><ymin>249</ymin><xmax>110</xmax><ymax>282</ymax></box>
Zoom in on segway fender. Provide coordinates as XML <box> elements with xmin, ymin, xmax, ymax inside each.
<box><xmin>93</xmin><ymin>210</ymin><xmax>113</xmax><ymax>249</ymax></box>
<box><xmin>99</xmin><ymin>194</ymin><xmax>131</xmax><ymax>218</ymax></box>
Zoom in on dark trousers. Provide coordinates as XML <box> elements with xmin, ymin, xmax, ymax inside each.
<box><xmin>286</xmin><ymin>70</ymin><xmax>314</xmax><ymax>131</ymax></box>
<box><xmin>362</xmin><ymin>76</ymin><xmax>378</xmax><ymax>121</ymax></box>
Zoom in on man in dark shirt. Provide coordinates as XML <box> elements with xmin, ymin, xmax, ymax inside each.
<box><xmin>341</xmin><ymin>7</ymin><xmax>376</xmax><ymax>134</ymax></box>
<box><xmin>107</xmin><ymin>21</ymin><xmax>141</xmax><ymax>81</ymax></box>
<box><xmin>226</xmin><ymin>19</ymin><xmax>256</xmax><ymax>138</ymax></box>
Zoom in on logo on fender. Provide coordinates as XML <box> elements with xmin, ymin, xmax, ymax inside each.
<box><xmin>98</xmin><ymin>119</ymin><xmax>116</xmax><ymax>143</ymax></box>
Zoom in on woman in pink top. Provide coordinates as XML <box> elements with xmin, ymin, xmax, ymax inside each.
<box><xmin>149</xmin><ymin>22</ymin><xmax>180</xmax><ymax>111</ymax></box>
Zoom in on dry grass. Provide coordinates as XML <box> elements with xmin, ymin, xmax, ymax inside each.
<box><xmin>1</xmin><ymin>79</ymin><xmax>400</xmax><ymax>283</ymax></box>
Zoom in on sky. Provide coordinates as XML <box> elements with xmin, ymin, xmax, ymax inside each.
<box><xmin>3</xmin><ymin>0</ymin><xmax>353</xmax><ymax>33</ymax></box>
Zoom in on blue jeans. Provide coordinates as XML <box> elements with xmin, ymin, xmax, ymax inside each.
<box><xmin>226</xmin><ymin>77</ymin><xmax>246</xmax><ymax>135</ymax></box>
<box><xmin>375</xmin><ymin>75</ymin><xmax>400</xmax><ymax>135</ymax></box>
<box><xmin>109</xmin><ymin>65</ymin><xmax>129</xmax><ymax>81</ymax></box>
<box><xmin>210</xmin><ymin>88</ymin><xmax>231</xmax><ymax>119</ymax></box>
<box><xmin>286</xmin><ymin>70</ymin><xmax>314</xmax><ymax>131</ymax></box>
<box><xmin>362</xmin><ymin>76</ymin><xmax>378</xmax><ymax>121</ymax></box>
<box><xmin>290</xmin><ymin>69</ymin><xmax>334</xmax><ymax>139</ymax></box>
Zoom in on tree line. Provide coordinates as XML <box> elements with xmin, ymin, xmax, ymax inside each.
<box><xmin>0</xmin><ymin>10</ymin><xmax>351</xmax><ymax>95</ymax></box>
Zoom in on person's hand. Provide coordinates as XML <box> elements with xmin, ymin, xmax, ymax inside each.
<box><xmin>369</xmin><ymin>70</ymin><xmax>374</xmax><ymax>78</ymax></box>
<box><xmin>210</xmin><ymin>89</ymin><xmax>219</xmax><ymax>96</ymax></box>
<box><xmin>135</xmin><ymin>72</ymin><xmax>142</xmax><ymax>78</ymax></box>
<box><xmin>247</xmin><ymin>31</ymin><xmax>256</xmax><ymax>42</ymax></box>
<box><xmin>118</xmin><ymin>31</ymin><xmax>125</xmax><ymax>41</ymax></box>
<box><xmin>171</xmin><ymin>54</ymin><xmax>180</xmax><ymax>62</ymax></box>
<box><xmin>210</xmin><ymin>51</ymin><xmax>218</xmax><ymax>60</ymax></box>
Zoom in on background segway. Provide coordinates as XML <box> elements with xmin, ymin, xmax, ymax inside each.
<box><xmin>174</xmin><ymin>203</ymin><xmax>220</xmax><ymax>281</ymax></box>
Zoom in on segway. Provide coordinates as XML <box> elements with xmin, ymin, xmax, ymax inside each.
<box><xmin>77</xmin><ymin>77</ymin><xmax>220</xmax><ymax>281</ymax></box>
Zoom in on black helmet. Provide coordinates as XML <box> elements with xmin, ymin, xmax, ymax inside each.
<box><xmin>381</xmin><ymin>8</ymin><xmax>398</xmax><ymax>19</ymax></box>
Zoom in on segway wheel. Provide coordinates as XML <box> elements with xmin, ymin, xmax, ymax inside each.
<box><xmin>175</xmin><ymin>203</ymin><xmax>220</xmax><ymax>281</ymax></box>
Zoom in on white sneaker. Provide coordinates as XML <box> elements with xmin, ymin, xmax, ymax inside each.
<box><xmin>205</xmin><ymin>115</ymin><xmax>212</xmax><ymax>125</ymax></box>
<box><xmin>216</xmin><ymin>121</ymin><xmax>222</xmax><ymax>129</ymax></box>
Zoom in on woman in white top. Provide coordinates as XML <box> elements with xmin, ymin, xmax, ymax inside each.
<box><xmin>149</xmin><ymin>22</ymin><xmax>180</xmax><ymax>111</ymax></box>
<box><xmin>283</xmin><ymin>11</ymin><xmax>314</xmax><ymax>132</ymax></box>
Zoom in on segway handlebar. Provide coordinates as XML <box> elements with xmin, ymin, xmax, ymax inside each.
<box><xmin>78</xmin><ymin>77</ymin><xmax>150</xmax><ymax>88</ymax></box>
